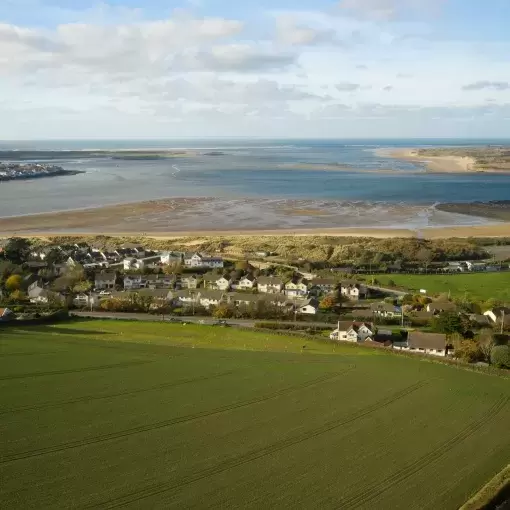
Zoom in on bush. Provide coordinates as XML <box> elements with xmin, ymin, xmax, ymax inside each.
<box><xmin>491</xmin><ymin>345</ymin><xmax>510</xmax><ymax>368</ymax></box>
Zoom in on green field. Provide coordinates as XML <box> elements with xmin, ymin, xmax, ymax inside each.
<box><xmin>1</xmin><ymin>320</ymin><xmax>509</xmax><ymax>509</ymax></box>
<box><xmin>372</xmin><ymin>272</ymin><xmax>510</xmax><ymax>302</ymax></box>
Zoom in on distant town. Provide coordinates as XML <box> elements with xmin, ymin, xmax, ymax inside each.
<box><xmin>0</xmin><ymin>162</ymin><xmax>82</xmax><ymax>181</ymax></box>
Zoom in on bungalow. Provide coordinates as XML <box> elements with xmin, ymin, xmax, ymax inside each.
<box><xmin>184</xmin><ymin>253</ymin><xmax>224</xmax><ymax>269</ymax></box>
<box><xmin>469</xmin><ymin>314</ymin><xmax>492</xmax><ymax>327</ymax></box>
<box><xmin>199</xmin><ymin>290</ymin><xmax>225</xmax><ymax>309</ymax></box>
<box><xmin>180</xmin><ymin>274</ymin><xmax>202</xmax><ymax>289</ymax></box>
<box><xmin>465</xmin><ymin>261</ymin><xmax>487</xmax><ymax>272</ymax></box>
<box><xmin>284</xmin><ymin>277</ymin><xmax>309</xmax><ymax>297</ymax></box>
<box><xmin>257</xmin><ymin>276</ymin><xmax>285</xmax><ymax>294</ymax></box>
<box><xmin>340</xmin><ymin>282</ymin><xmax>367</xmax><ymax>301</ymax></box>
<box><xmin>371</xmin><ymin>302</ymin><xmax>402</xmax><ymax>318</ymax></box>
<box><xmin>330</xmin><ymin>322</ymin><xmax>375</xmax><ymax>343</ymax></box>
<box><xmin>237</xmin><ymin>275</ymin><xmax>257</xmax><ymax>290</ymax></box>
<box><xmin>94</xmin><ymin>272</ymin><xmax>116</xmax><ymax>290</ymax></box>
<box><xmin>144</xmin><ymin>274</ymin><xmax>175</xmax><ymax>289</ymax></box>
<box><xmin>426</xmin><ymin>301</ymin><xmax>458</xmax><ymax>314</ymax></box>
<box><xmin>172</xmin><ymin>289</ymin><xmax>201</xmax><ymax>307</ymax></box>
<box><xmin>228</xmin><ymin>293</ymin><xmax>260</xmax><ymax>307</ymax></box>
<box><xmin>393</xmin><ymin>332</ymin><xmax>450</xmax><ymax>357</ymax></box>
<box><xmin>28</xmin><ymin>286</ymin><xmax>62</xmax><ymax>304</ymax></box>
<box><xmin>310</xmin><ymin>278</ymin><xmax>338</xmax><ymax>294</ymax></box>
<box><xmin>123</xmin><ymin>274</ymin><xmax>144</xmax><ymax>290</ymax></box>
<box><xmin>297</xmin><ymin>298</ymin><xmax>319</xmax><ymax>315</ymax></box>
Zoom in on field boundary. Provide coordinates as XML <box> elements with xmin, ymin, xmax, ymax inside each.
<box><xmin>460</xmin><ymin>464</ymin><xmax>510</xmax><ymax>510</ymax></box>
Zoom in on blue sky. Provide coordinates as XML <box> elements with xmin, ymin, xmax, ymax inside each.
<box><xmin>1</xmin><ymin>0</ymin><xmax>509</xmax><ymax>139</ymax></box>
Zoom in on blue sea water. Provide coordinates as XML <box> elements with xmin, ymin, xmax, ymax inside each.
<box><xmin>1</xmin><ymin>138</ymin><xmax>510</xmax><ymax>220</ymax></box>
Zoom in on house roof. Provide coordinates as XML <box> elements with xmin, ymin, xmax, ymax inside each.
<box><xmin>334</xmin><ymin>321</ymin><xmax>374</xmax><ymax>333</ymax></box>
<box><xmin>172</xmin><ymin>289</ymin><xmax>199</xmax><ymax>299</ymax></box>
<box><xmin>95</xmin><ymin>272</ymin><xmax>116</xmax><ymax>281</ymax></box>
<box><xmin>429</xmin><ymin>301</ymin><xmax>458</xmax><ymax>312</ymax></box>
<box><xmin>257</xmin><ymin>276</ymin><xmax>284</xmax><ymax>286</ymax></box>
<box><xmin>229</xmin><ymin>293</ymin><xmax>260</xmax><ymax>303</ymax></box>
<box><xmin>486</xmin><ymin>307</ymin><xmax>510</xmax><ymax>319</ymax></box>
<box><xmin>408</xmin><ymin>332</ymin><xmax>447</xmax><ymax>351</ymax></box>
<box><xmin>199</xmin><ymin>290</ymin><xmax>225</xmax><ymax>301</ymax></box>
<box><xmin>240</xmin><ymin>275</ymin><xmax>256</xmax><ymax>282</ymax></box>
<box><xmin>310</xmin><ymin>278</ymin><xmax>337</xmax><ymax>286</ymax></box>
<box><xmin>0</xmin><ymin>308</ymin><xmax>13</xmax><ymax>316</ymax></box>
<box><xmin>132</xmin><ymin>289</ymin><xmax>170</xmax><ymax>299</ymax></box>
<box><xmin>469</xmin><ymin>314</ymin><xmax>491</xmax><ymax>326</ymax></box>
<box><xmin>411</xmin><ymin>311</ymin><xmax>435</xmax><ymax>320</ymax></box>
<box><xmin>181</xmin><ymin>274</ymin><xmax>201</xmax><ymax>280</ymax></box>
<box><xmin>371</xmin><ymin>302</ymin><xmax>397</xmax><ymax>313</ymax></box>
<box><xmin>300</xmin><ymin>298</ymin><xmax>319</xmax><ymax>309</ymax></box>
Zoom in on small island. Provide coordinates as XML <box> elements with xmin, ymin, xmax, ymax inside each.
<box><xmin>0</xmin><ymin>163</ymin><xmax>84</xmax><ymax>182</ymax></box>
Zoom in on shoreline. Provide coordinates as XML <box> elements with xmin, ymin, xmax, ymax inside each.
<box><xmin>375</xmin><ymin>148</ymin><xmax>480</xmax><ymax>173</ymax></box>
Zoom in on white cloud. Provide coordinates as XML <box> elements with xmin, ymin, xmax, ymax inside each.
<box><xmin>340</xmin><ymin>0</ymin><xmax>445</xmax><ymax>20</ymax></box>
<box><xmin>463</xmin><ymin>81</ymin><xmax>510</xmax><ymax>91</ymax></box>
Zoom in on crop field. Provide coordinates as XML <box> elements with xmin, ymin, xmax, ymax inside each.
<box><xmin>372</xmin><ymin>272</ymin><xmax>510</xmax><ymax>302</ymax></box>
<box><xmin>1</xmin><ymin>320</ymin><xmax>509</xmax><ymax>509</ymax></box>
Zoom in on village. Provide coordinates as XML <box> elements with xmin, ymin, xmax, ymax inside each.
<box><xmin>0</xmin><ymin>162</ymin><xmax>81</xmax><ymax>181</ymax></box>
<box><xmin>1</xmin><ymin>237</ymin><xmax>509</xmax><ymax>367</ymax></box>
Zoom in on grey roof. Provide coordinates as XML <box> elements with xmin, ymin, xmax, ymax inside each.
<box><xmin>371</xmin><ymin>302</ymin><xmax>397</xmax><ymax>313</ymax></box>
<box><xmin>310</xmin><ymin>278</ymin><xmax>337</xmax><ymax>286</ymax></box>
<box><xmin>132</xmin><ymin>289</ymin><xmax>171</xmax><ymax>299</ymax></box>
<box><xmin>469</xmin><ymin>314</ymin><xmax>491</xmax><ymax>325</ymax></box>
<box><xmin>228</xmin><ymin>293</ymin><xmax>261</xmax><ymax>303</ymax></box>
<box><xmin>257</xmin><ymin>276</ymin><xmax>284</xmax><ymax>286</ymax></box>
<box><xmin>429</xmin><ymin>301</ymin><xmax>458</xmax><ymax>312</ymax></box>
<box><xmin>95</xmin><ymin>272</ymin><xmax>116</xmax><ymax>281</ymax></box>
<box><xmin>199</xmin><ymin>290</ymin><xmax>225</xmax><ymax>301</ymax></box>
<box><xmin>408</xmin><ymin>332</ymin><xmax>447</xmax><ymax>351</ymax></box>
<box><xmin>488</xmin><ymin>307</ymin><xmax>510</xmax><ymax>319</ymax></box>
<box><xmin>172</xmin><ymin>289</ymin><xmax>200</xmax><ymax>299</ymax></box>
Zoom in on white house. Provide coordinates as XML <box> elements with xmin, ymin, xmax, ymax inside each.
<box><xmin>393</xmin><ymin>332</ymin><xmax>450</xmax><ymax>357</ymax></box>
<box><xmin>94</xmin><ymin>272</ymin><xmax>116</xmax><ymax>290</ymax></box>
<box><xmin>340</xmin><ymin>282</ymin><xmax>366</xmax><ymax>301</ymax></box>
<box><xmin>330</xmin><ymin>322</ymin><xmax>374</xmax><ymax>343</ymax></box>
<box><xmin>257</xmin><ymin>276</ymin><xmax>285</xmax><ymax>294</ymax></box>
<box><xmin>28</xmin><ymin>286</ymin><xmax>62</xmax><ymax>304</ymax></box>
<box><xmin>285</xmin><ymin>278</ymin><xmax>309</xmax><ymax>297</ymax></box>
<box><xmin>199</xmin><ymin>290</ymin><xmax>225</xmax><ymax>309</ymax></box>
<box><xmin>160</xmin><ymin>252</ymin><xmax>183</xmax><ymax>265</ymax></box>
<box><xmin>297</xmin><ymin>299</ymin><xmax>319</xmax><ymax>315</ymax></box>
<box><xmin>172</xmin><ymin>290</ymin><xmax>201</xmax><ymax>306</ymax></box>
<box><xmin>124</xmin><ymin>258</ymin><xmax>142</xmax><ymax>271</ymax></box>
<box><xmin>371</xmin><ymin>302</ymin><xmax>402</xmax><ymax>318</ymax></box>
<box><xmin>203</xmin><ymin>274</ymin><xmax>232</xmax><ymax>291</ymax></box>
<box><xmin>310</xmin><ymin>278</ymin><xmax>338</xmax><ymax>294</ymax></box>
<box><xmin>426</xmin><ymin>301</ymin><xmax>458</xmax><ymax>314</ymax></box>
<box><xmin>180</xmin><ymin>275</ymin><xmax>201</xmax><ymax>289</ymax></box>
<box><xmin>184</xmin><ymin>253</ymin><xmax>224</xmax><ymax>269</ymax></box>
<box><xmin>484</xmin><ymin>307</ymin><xmax>510</xmax><ymax>324</ymax></box>
<box><xmin>123</xmin><ymin>274</ymin><xmax>144</xmax><ymax>290</ymax></box>
<box><xmin>238</xmin><ymin>275</ymin><xmax>257</xmax><ymax>290</ymax></box>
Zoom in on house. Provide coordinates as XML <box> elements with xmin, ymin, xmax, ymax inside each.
<box><xmin>393</xmin><ymin>332</ymin><xmax>450</xmax><ymax>357</ymax></box>
<box><xmin>284</xmin><ymin>277</ymin><xmax>309</xmax><ymax>297</ymax></box>
<box><xmin>257</xmin><ymin>276</ymin><xmax>285</xmax><ymax>294</ymax></box>
<box><xmin>160</xmin><ymin>252</ymin><xmax>183</xmax><ymax>265</ymax></box>
<box><xmin>484</xmin><ymin>307</ymin><xmax>510</xmax><ymax>324</ymax></box>
<box><xmin>121</xmin><ymin>243</ymin><xmax>145</xmax><ymax>257</ymax></box>
<box><xmin>465</xmin><ymin>261</ymin><xmax>487</xmax><ymax>272</ymax></box>
<box><xmin>228</xmin><ymin>293</ymin><xmax>260</xmax><ymax>307</ymax></box>
<box><xmin>371</xmin><ymin>302</ymin><xmax>402</xmax><ymax>318</ymax></box>
<box><xmin>340</xmin><ymin>282</ymin><xmax>367</xmax><ymax>301</ymax></box>
<box><xmin>73</xmin><ymin>293</ymin><xmax>98</xmax><ymax>308</ymax></box>
<box><xmin>237</xmin><ymin>275</ymin><xmax>257</xmax><ymax>290</ymax></box>
<box><xmin>94</xmin><ymin>272</ymin><xmax>116</xmax><ymax>290</ymax></box>
<box><xmin>199</xmin><ymin>290</ymin><xmax>225</xmax><ymax>309</ymax></box>
<box><xmin>184</xmin><ymin>253</ymin><xmax>224</xmax><ymax>269</ymax></box>
<box><xmin>330</xmin><ymin>322</ymin><xmax>375</xmax><ymax>343</ymax></box>
<box><xmin>124</xmin><ymin>289</ymin><xmax>172</xmax><ymax>308</ymax></box>
<box><xmin>124</xmin><ymin>258</ymin><xmax>142</xmax><ymax>271</ymax></box>
<box><xmin>0</xmin><ymin>307</ymin><xmax>14</xmax><ymax>321</ymax></box>
<box><xmin>446</xmin><ymin>261</ymin><xmax>466</xmax><ymax>273</ymax></box>
<box><xmin>469</xmin><ymin>314</ymin><xmax>492</xmax><ymax>327</ymax></box>
<box><xmin>203</xmin><ymin>274</ymin><xmax>232</xmax><ymax>291</ymax></box>
<box><xmin>426</xmin><ymin>301</ymin><xmax>458</xmax><ymax>314</ymax></box>
<box><xmin>28</xmin><ymin>286</ymin><xmax>62</xmax><ymax>304</ymax></box>
<box><xmin>180</xmin><ymin>274</ymin><xmax>202</xmax><ymax>289</ymax></box>
<box><xmin>409</xmin><ymin>310</ymin><xmax>435</xmax><ymax>322</ymax></box>
<box><xmin>297</xmin><ymin>298</ymin><xmax>319</xmax><ymax>315</ymax></box>
<box><xmin>310</xmin><ymin>278</ymin><xmax>338</xmax><ymax>294</ymax></box>
<box><xmin>172</xmin><ymin>290</ymin><xmax>201</xmax><ymax>307</ymax></box>
<box><xmin>123</xmin><ymin>274</ymin><xmax>144</xmax><ymax>290</ymax></box>
<box><xmin>144</xmin><ymin>274</ymin><xmax>175</xmax><ymax>289</ymax></box>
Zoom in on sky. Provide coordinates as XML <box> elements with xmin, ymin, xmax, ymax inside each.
<box><xmin>1</xmin><ymin>0</ymin><xmax>510</xmax><ymax>139</ymax></box>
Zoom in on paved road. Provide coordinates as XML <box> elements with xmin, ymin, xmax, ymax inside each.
<box><xmin>71</xmin><ymin>311</ymin><xmax>337</xmax><ymax>329</ymax></box>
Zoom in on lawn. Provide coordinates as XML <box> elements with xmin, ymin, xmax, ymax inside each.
<box><xmin>372</xmin><ymin>272</ymin><xmax>510</xmax><ymax>302</ymax></box>
<box><xmin>1</xmin><ymin>320</ymin><xmax>509</xmax><ymax>510</ymax></box>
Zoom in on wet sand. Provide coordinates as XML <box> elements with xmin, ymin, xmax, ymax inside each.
<box><xmin>0</xmin><ymin>198</ymin><xmax>509</xmax><ymax>239</ymax></box>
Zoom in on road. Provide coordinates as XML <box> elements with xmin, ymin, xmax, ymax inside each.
<box><xmin>71</xmin><ymin>311</ymin><xmax>337</xmax><ymax>329</ymax></box>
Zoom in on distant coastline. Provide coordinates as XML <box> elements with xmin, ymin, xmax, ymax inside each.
<box><xmin>0</xmin><ymin>162</ymin><xmax>84</xmax><ymax>182</ymax></box>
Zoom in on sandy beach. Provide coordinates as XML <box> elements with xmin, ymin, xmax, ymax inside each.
<box><xmin>1</xmin><ymin>197</ymin><xmax>509</xmax><ymax>239</ymax></box>
<box><xmin>376</xmin><ymin>148</ymin><xmax>478</xmax><ymax>173</ymax></box>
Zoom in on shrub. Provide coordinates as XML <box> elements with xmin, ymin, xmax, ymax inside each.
<box><xmin>491</xmin><ymin>345</ymin><xmax>510</xmax><ymax>368</ymax></box>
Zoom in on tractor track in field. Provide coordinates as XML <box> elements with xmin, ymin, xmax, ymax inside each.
<box><xmin>0</xmin><ymin>371</ymin><xmax>235</xmax><ymax>415</ymax></box>
<box><xmin>1</xmin><ymin>369</ymin><xmax>351</xmax><ymax>465</ymax></box>
<box><xmin>85</xmin><ymin>380</ymin><xmax>426</xmax><ymax>509</ymax></box>
<box><xmin>0</xmin><ymin>351</ymin><xmax>60</xmax><ymax>358</ymax></box>
<box><xmin>0</xmin><ymin>360</ymin><xmax>152</xmax><ymax>381</ymax></box>
<box><xmin>337</xmin><ymin>396</ymin><xmax>510</xmax><ymax>509</ymax></box>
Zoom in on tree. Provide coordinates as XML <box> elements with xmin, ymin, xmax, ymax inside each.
<box><xmin>490</xmin><ymin>345</ymin><xmax>510</xmax><ymax>369</ymax></box>
<box><xmin>212</xmin><ymin>304</ymin><xmax>235</xmax><ymax>319</ymax></box>
<box><xmin>163</xmin><ymin>262</ymin><xmax>183</xmax><ymax>275</ymax></box>
<box><xmin>5</xmin><ymin>274</ymin><xmax>22</xmax><ymax>292</ymax></box>
<box><xmin>72</xmin><ymin>280</ymin><xmax>92</xmax><ymax>294</ymax></box>
<box><xmin>2</xmin><ymin>238</ymin><xmax>31</xmax><ymax>265</ymax></box>
<box><xmin>235</xmin><ymin>260</ymin><xmax>251</xmax><ymax>272</ymax></box>
<box><xmin>452</xmin><ymin>339</ymin><xmax>483</xmax><ymax>363</ymax></box>
<box><xmin>319</xmin><ymin>295</ymin><xmax>337</xmax><ymax>311</ymax></box>
<box><xmin>52</xmin><ymin>265</ymin><xmax>86</xmax><ymax>293</ymax></box>
<box><xmin>477</xmin><ymin>329</ymin><xmax>495</xmax><ymax>363</ymax></box>
<box><xmin>416</xmin><ymin>247</ymin><xmax>433</xmax><ymax>273</ymax></box>
<box><xmin>432</xmin><ymin>312</ymin><xmax>465</xmax><ymax>337</ymax></box>
<box><xmin>8</xmin><ymin>289</ymin><xmax>27</xmax><ymax>302</ymax></box>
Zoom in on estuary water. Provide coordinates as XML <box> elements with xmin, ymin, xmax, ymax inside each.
<box><xmin>1</xmin><ymin>139</ymin><xmax>509</xmax><ymax>226</ymax></box>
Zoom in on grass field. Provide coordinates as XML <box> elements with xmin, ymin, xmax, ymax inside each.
<box><xmin>1</xmin><ymin>320</ymin><xmax>509</xmax><ymax>509</ymax></box>
<box><xmin>372</xmin><ymin>272</ymin><xmax>510</xmax><ymax>302</ymax></box>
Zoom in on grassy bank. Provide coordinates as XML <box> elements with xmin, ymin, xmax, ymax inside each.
<box><xmin>370</xmin><ymin>272</ymin><xmax>510</xmax><ymax>302</ymax></box>
<box><xmin>1</xmin><ymin>320</ymin><xmax>509</xmax><ymax>509</ymax></box>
